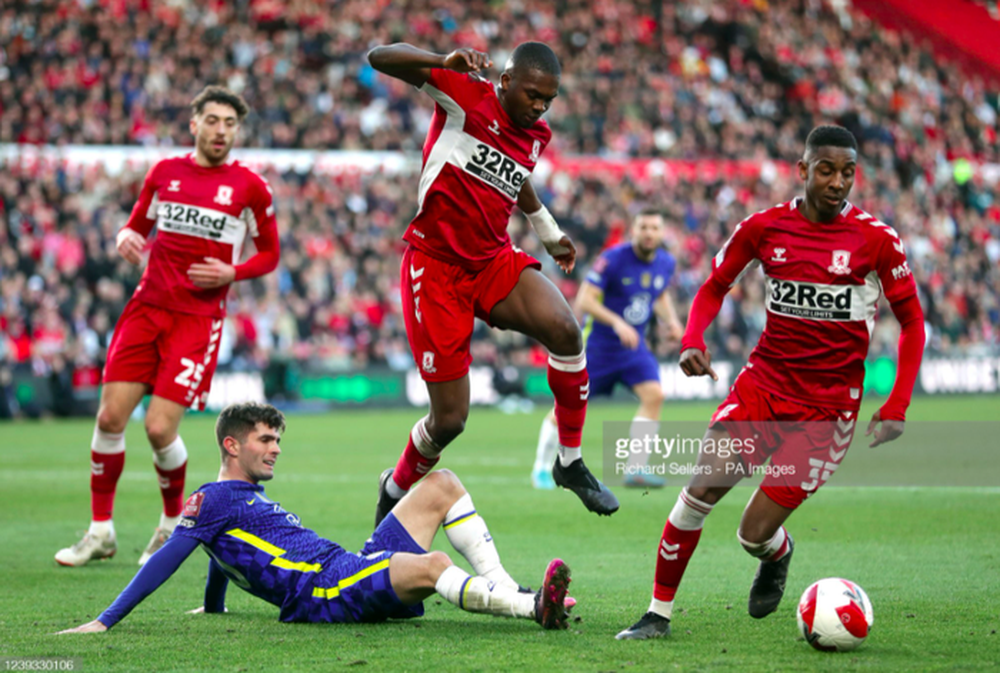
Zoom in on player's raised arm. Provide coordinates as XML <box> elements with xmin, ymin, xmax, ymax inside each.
<box><xmin>57</xmin><ymin>535</ymin><xmax>201</xmax><ymax>634</ymax></box>
<box><xmin>865</xmin><ymin>231</ymin><xmax>926</xmax><ymax>447</ymax></box>
<box><xmin>367</xmin><ymin>43</ymin><xmax>492</xmax><ymax>88</ymax></box>
<box><xmin>680</xmin><ymin>216</ymin><xmax>762</xmax><ymax>380</ymax></box>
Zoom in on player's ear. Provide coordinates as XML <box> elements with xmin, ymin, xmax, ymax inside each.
<box><xmin>189</xmin><ymin>116</ymin><xmax>198</xmax><ymax>137</ymax></box>
<box><xmin>223</xmin><ymin>436</ymin><xmax>240</xmax><ymax>458</ymax></box>
<box><xmin>500</xmin><ymin>71</ymin><xmax>511</xmax><ymax>92</ymax></box>
<box><xmin>796</xmin><ymin>158</ymin><xmax>809</xmax><ymax>182</ymax></box>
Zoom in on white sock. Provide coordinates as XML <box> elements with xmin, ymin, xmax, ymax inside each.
<box><xmin>152</xmin><ymin>435</ymin><xmax>187</xmax><ymax>471</ymax></box>
<box><xmin>627</xmin><ymin>416</ymin><xmax>657</xmax><ymax>471</ymax></box>
<box><xmin>738</xmin><ymin>526</ymin><xmax>790</xmax><ymax>561</ymax></box>
<box><xmin>444</xmin><ymin>494</ymin><xmax>516</xmax><ymax>589</ymax></box>
<box><xmin>92</xmin><ymin>427</ymin><xmax>125</xmax><ymax>455</ymax></box>
<box><xmin>159</xmin><ymin>514</ymin><xmax>181</xmax><ymax>532</ymax></box>
<box><xmin>669</xmin><ymin>488</ymin><xmax>714</xmax><ymax>530</ymax></box>
<box><xmin>88</xmin><ymin>520</ymin><xmax>115</xmax><ymax>538</ymax></box>
<box><xmin>558</xmin><ymin>445</ymin><xmax>581</xmax><ymax>467</ymax></box>
<box><xmin>533</xmin><ymin>415</ymin><xmax>559</xmax><ymax>472</ymax></box>
<box><xmin>388</xmin><ymin>417</ymin><xmax>441</xmax><ymax>499</ymax></box>
<box><xmin>435</xmin><ymin>565</ymin><xmax>534</xmax><ymax>619</ymax></box>
<box><xmin>648</xmin><ymin>597</ymin><xmax>674</xmax><ymax>620</ymax></box>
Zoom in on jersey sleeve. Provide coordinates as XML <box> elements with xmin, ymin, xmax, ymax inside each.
<box><xmin>170</xmin><ymin>488</ymin><xmax>233</xmax><ymax>545</ymax></box>
<box><xmin>123</xmin><ymin>160</ymin><xmax>165</xmax><ymax>237</ymax></box>
<box><xmin>681</xmin><ymin>216</ymin><xmax>762</xmax><ymax>351</ymax></box>
<box><xmin>233</xmin><ymin>174</ymin><xmax>280</xmax><ymax>281</ymax></box>
<box><xmin>97</xmin><ymin>534</ymin><xmax>200</xmax><ymax>628</ymax></box>
<box><xmin>420</xmin><ymin>68</ymin><xmax>489</xmax><ymax>111</ymax></box>
<box><xmin>585</xmin><ymin>253</ymin><xmax>612</xmax><ymax>291</ymax></box>
<box><xmin>871</xmin><ymin>225</ymin><xmax>918</xmax><ymax>305</ymax></box>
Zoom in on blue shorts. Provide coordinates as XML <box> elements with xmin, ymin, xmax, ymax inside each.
<box><xmin>587</xmin><ymin>345</ymin><xmax>661</xmax><ymax>397</ymax></box>
<box><xmin>301</xmin><ymin>514</ymin><xmax>427</xmax><ymax>623</ymax></box>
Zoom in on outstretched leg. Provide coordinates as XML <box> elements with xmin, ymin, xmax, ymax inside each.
<box><xmin>617</xmin><ymin>425</ymin><xmax>746</xmax><ymax>640</ymax></box>
<box><xmin>491</xmin><ymin>268</ymin><xmax>618</xmax><ymax>515</ymax></box>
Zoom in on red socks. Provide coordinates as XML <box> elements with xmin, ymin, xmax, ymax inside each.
<box><xmin>548</xmin><ymin>352</ymin><xmax>588</xmax><ymax>449</ymax></box>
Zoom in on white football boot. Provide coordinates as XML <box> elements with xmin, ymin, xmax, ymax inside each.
<box><xmin>55</xmin><ymin>531</ymin><xmax>117</xmax><ymax>567</ymax></box>
<box><xmin>138</xmin><ymin>527</ymin><xmax>172</xmax><ymax>566</ymax></box>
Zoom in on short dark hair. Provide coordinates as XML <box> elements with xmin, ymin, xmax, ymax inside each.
<box><xmin>191</xmin><ymin>85</ymin><xmax>250</xmax><ymax>122</ymax></box>
<box><xmin>507</xmin><ymin>42</ymin><xmax>561</xmax><ymax>78</ymax></box>
<box><xmin>635</xmin><ymin>207</ymin><xmax>664</xmax><ymax>221</ymax></box>
<box><xmin>216</xmin><ymin>402</ymin><xmax>286</xmax><ymax>457</ymax></box>
<box><xmin>805</xmin><ymin>125</ymin><xmax>858</xmax><ymax>154</ymax></box>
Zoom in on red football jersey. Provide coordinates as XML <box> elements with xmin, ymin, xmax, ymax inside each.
<box><xmin>403</xmin><ymin>68</ymin><xmax>552</xmax><ymax>271</ymax></box>
<box><xmin>689</xmin><ymin>198</ymin><xmax>918</xmax><ymax>410</ymax></box>
<box><xmin>124</xmin><ymin>155</ymin><xmax>277</xmax><ymax>318</ymax></box>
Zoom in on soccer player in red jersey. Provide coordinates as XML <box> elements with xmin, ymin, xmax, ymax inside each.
<box><xmin>617</xmin><ymin>126</ymin><xmax>926</xmax><ymax>639</ymax></box>
<box><xmin>55</xmin><ymin>86</ymin><xmax>280</xmax><ymax>567</ymax></box>
<box><xmin>367</xmin><ymin>42</ymin><xmax>619</xmax><ymax>524</ymax></box>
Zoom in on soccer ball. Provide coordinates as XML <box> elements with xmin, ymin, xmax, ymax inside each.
<box><xmin>797</xmin><ymin>578</ymin><xmax>874</xmax><ymax>652</ymax></box>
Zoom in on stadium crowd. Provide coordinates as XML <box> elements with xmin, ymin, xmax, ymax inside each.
<box><xmin>1</xmin><ymin>0</ymin><xmax>998</xmax><ymax>413</ymax></box>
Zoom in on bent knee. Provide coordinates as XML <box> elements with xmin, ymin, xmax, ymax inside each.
<box><xmin>96</xmin><ymin>407</ymin><xmax>128</xmax><ymax>434</ymax></box>
<box><xmin>430</xmin><ymin>412</ymin><xmax>467</xmax><ymax>443</ymax></box>
<box><xmin>144</xmin><ymin>420</ymin><xmax>177</xmax><ymax>449</ymax></box>
<box><xmin>548</xmin><ymin>314</ymin><xmax>583</xmax><ymax>355</ymax></box>
<box><xmin>425</xmin><ymin>550</ymin><xmax>453</xmax><ymax>578</ymax></box>
<box><xmin>423</xmin><ymin>469</ymin><xmax>465</xmax><ymax>499</ymax></box>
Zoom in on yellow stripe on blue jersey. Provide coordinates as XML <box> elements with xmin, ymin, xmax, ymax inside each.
<box><xmin>442</xmin><ymin>512</ymin><xmax>478</xmax><ymax>530</ymax></box>
<box><xmin>225</xmin><ymin>528</ymin><xmax>323</xmax><ymax>573</ymax></box>
<box><xmin>312</xmin><ymin>559</ymin><xmax>391</xmax><ymax>600</ymax></box>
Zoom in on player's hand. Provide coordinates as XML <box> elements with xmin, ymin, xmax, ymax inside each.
<box><xmin>443</xmin><ymin>48</ymin><xmax>492</xmax><ymax>73</ymax></box>
<box><xmin>187</xmin><ymin>606</ymin><xmax>228</xmax><ymax>614</ymax></box>
<box><xmin>866</xmin><ymin>410</ymin><xmax>904</xmax><ymax>448</ymax></box>
<box><xmin>613</xmin><ymin>318</ymin><xmax>640</xmax><ymax>350</ymax></box>
<box><xmin>116</xmin><ymin>228</ymin><xmax>146</xmax><ymax>265</ymax></box>
<box><xmin>546</xmin><ymin>235</ymin><xmax>577</xmax><ymax>273</ymax></box>
<box><xmin>56</xmin><ymin>620</ymin><xmax>107</xmax><ymax>634</ymax></box>
<box><xmin>187</xmin><ymin>257</ymin><xmax>236</xmax><ymax>288</ymax></box>
<box><xmin>679</xmin><ymin>348</ymin><xmax>718</xmax><ymax>381</ymax></box>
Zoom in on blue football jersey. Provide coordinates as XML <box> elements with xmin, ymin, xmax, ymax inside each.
<box><xmin>171</xmin><ymin>480</ymin><xmax>347</xmax><ymax>621</ymax></box>
<box><xmin>584</xmin><ymin>243</ymin><xmax>676</xmax><ymax>351</ymax></box>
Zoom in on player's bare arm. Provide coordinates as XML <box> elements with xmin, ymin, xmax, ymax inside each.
<box><xmin>575</xmin><ymin>280</ymin><xmax>638</xmax><ymax>349</ymax></box>
<box><xmin>654</xmin><ymin>291</ymin><xmax>684</xmax><ymax>341</ymax></box>
<box><xmin>116</xmin><ymin>227</ymin><xmax>146</xmax><ymax>265</ymax></box>
<box><xmin>519</xmin><ymin>181</ymin><xmax>576</xmax><ymax>272</ymax></box>
<box><xmin>56</xmin><ymin>620</ymin><xmax>108</xmax><ymax>634</ymax></box>
<box><xmin>187</xmin><ymin>257</ymin><xmax>237</xmax><ymax>289</ymax></box>
<box><xmin>367</xmin><ymin>44</ymin><xmax>492</xmax><ymax>88</ymax></box>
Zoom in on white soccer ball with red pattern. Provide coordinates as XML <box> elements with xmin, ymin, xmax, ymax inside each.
<box><xmin>797</xmin><ymin>578</ymin><xmax>874</xmax><ymax>652</ymax></box>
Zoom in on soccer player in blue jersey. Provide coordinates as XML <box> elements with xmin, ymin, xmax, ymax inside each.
<box><xmin>58</xmin><ymin>402</ymin><xmax>572</xmax><ymax>633</ymax></box>
<box><xmin>533</xmin><ymin>210</ymin><xmax>683</xmax><ymax>489</ymax></box>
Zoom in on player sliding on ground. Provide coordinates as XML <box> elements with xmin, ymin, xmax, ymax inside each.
<box><xmin>366</xmin><ymin>41</ymin><xmax>618</xmax><ymax>524</ymax></box>
<box><xmin>617</xmin><ymin>126</ymin><xmax>925</xmax><ymax>640</ymax></box>
<box><xmin>58</xmin><ymin>402</ymin><xmax>573</xmax><ymax>634</ymax></box>
<box><xmin>55</xmin><ymin>86</ymin><xmax>280</xmax><ymax>567</ymax></box>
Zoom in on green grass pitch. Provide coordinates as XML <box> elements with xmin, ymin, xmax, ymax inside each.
<box><xmin>1</xmin><ymin>395</ymin><xmax>998</xmax><ymax>672</ymax></box>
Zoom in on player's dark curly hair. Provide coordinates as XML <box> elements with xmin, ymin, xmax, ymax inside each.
<box><xmin>216</xmin><ymin>402</ymin><xmax>286</xmax><ymax>454</ymax></box>
<box><xmin>191</xmin><ymin>85</ymin><xmax>250</xmax><ymax>122</ymax></box>
<box><xmin>507</xmin><ymin>42</ymin><xmax>561</xmax><ymax>78</ymax></box>
<box><xmin>805</xmin><ymin>125</ymin><xmax>858</xmax><ymax>153</ymax></box>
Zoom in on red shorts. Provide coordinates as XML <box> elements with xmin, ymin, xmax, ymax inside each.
<box><xmin>401</xmin><ymin>244</ymin><xmax>540</xmax><ymax>382</ymax></box>
<box><xmin>104</xmin><ymin>300</ymin><xmax>223</xmax><ymax>410</ymax></box>
<box><xmin>710</xmin><ymin>369</ymin><xmax>859</xmax><ymax>509</ymax></box>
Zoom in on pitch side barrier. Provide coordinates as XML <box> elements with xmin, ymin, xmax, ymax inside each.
<box><xmin>4</xmin><ymin>356</ymin><xmax>998</xmax><ymax>418</ymax></box>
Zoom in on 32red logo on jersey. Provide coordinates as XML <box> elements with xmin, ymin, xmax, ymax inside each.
<box><xmin>183</xmin><ymin>492</ymin><xmax>205</xmax><ymax>518</ymax></box>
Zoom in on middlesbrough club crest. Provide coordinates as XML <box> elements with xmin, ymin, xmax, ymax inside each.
<box><xmin>828</xmin><ymin>250</ymin><xmax>852</xmax><ymax>275</ymax></box>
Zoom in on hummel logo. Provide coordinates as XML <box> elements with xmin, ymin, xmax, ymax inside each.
<box><xmin>488</xmin><ymin>119</ymin><xmax>501</xmax><ymax>136</ymax></box>
<box><xmin>772</xmin><ymin>248</ymin><xmax>787</xmax><ymax>262</ymax></box>
<box><xmin>168</xmin><ymin>180</ymin><xmax>181</xmax><ymax>192</ymax></box>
